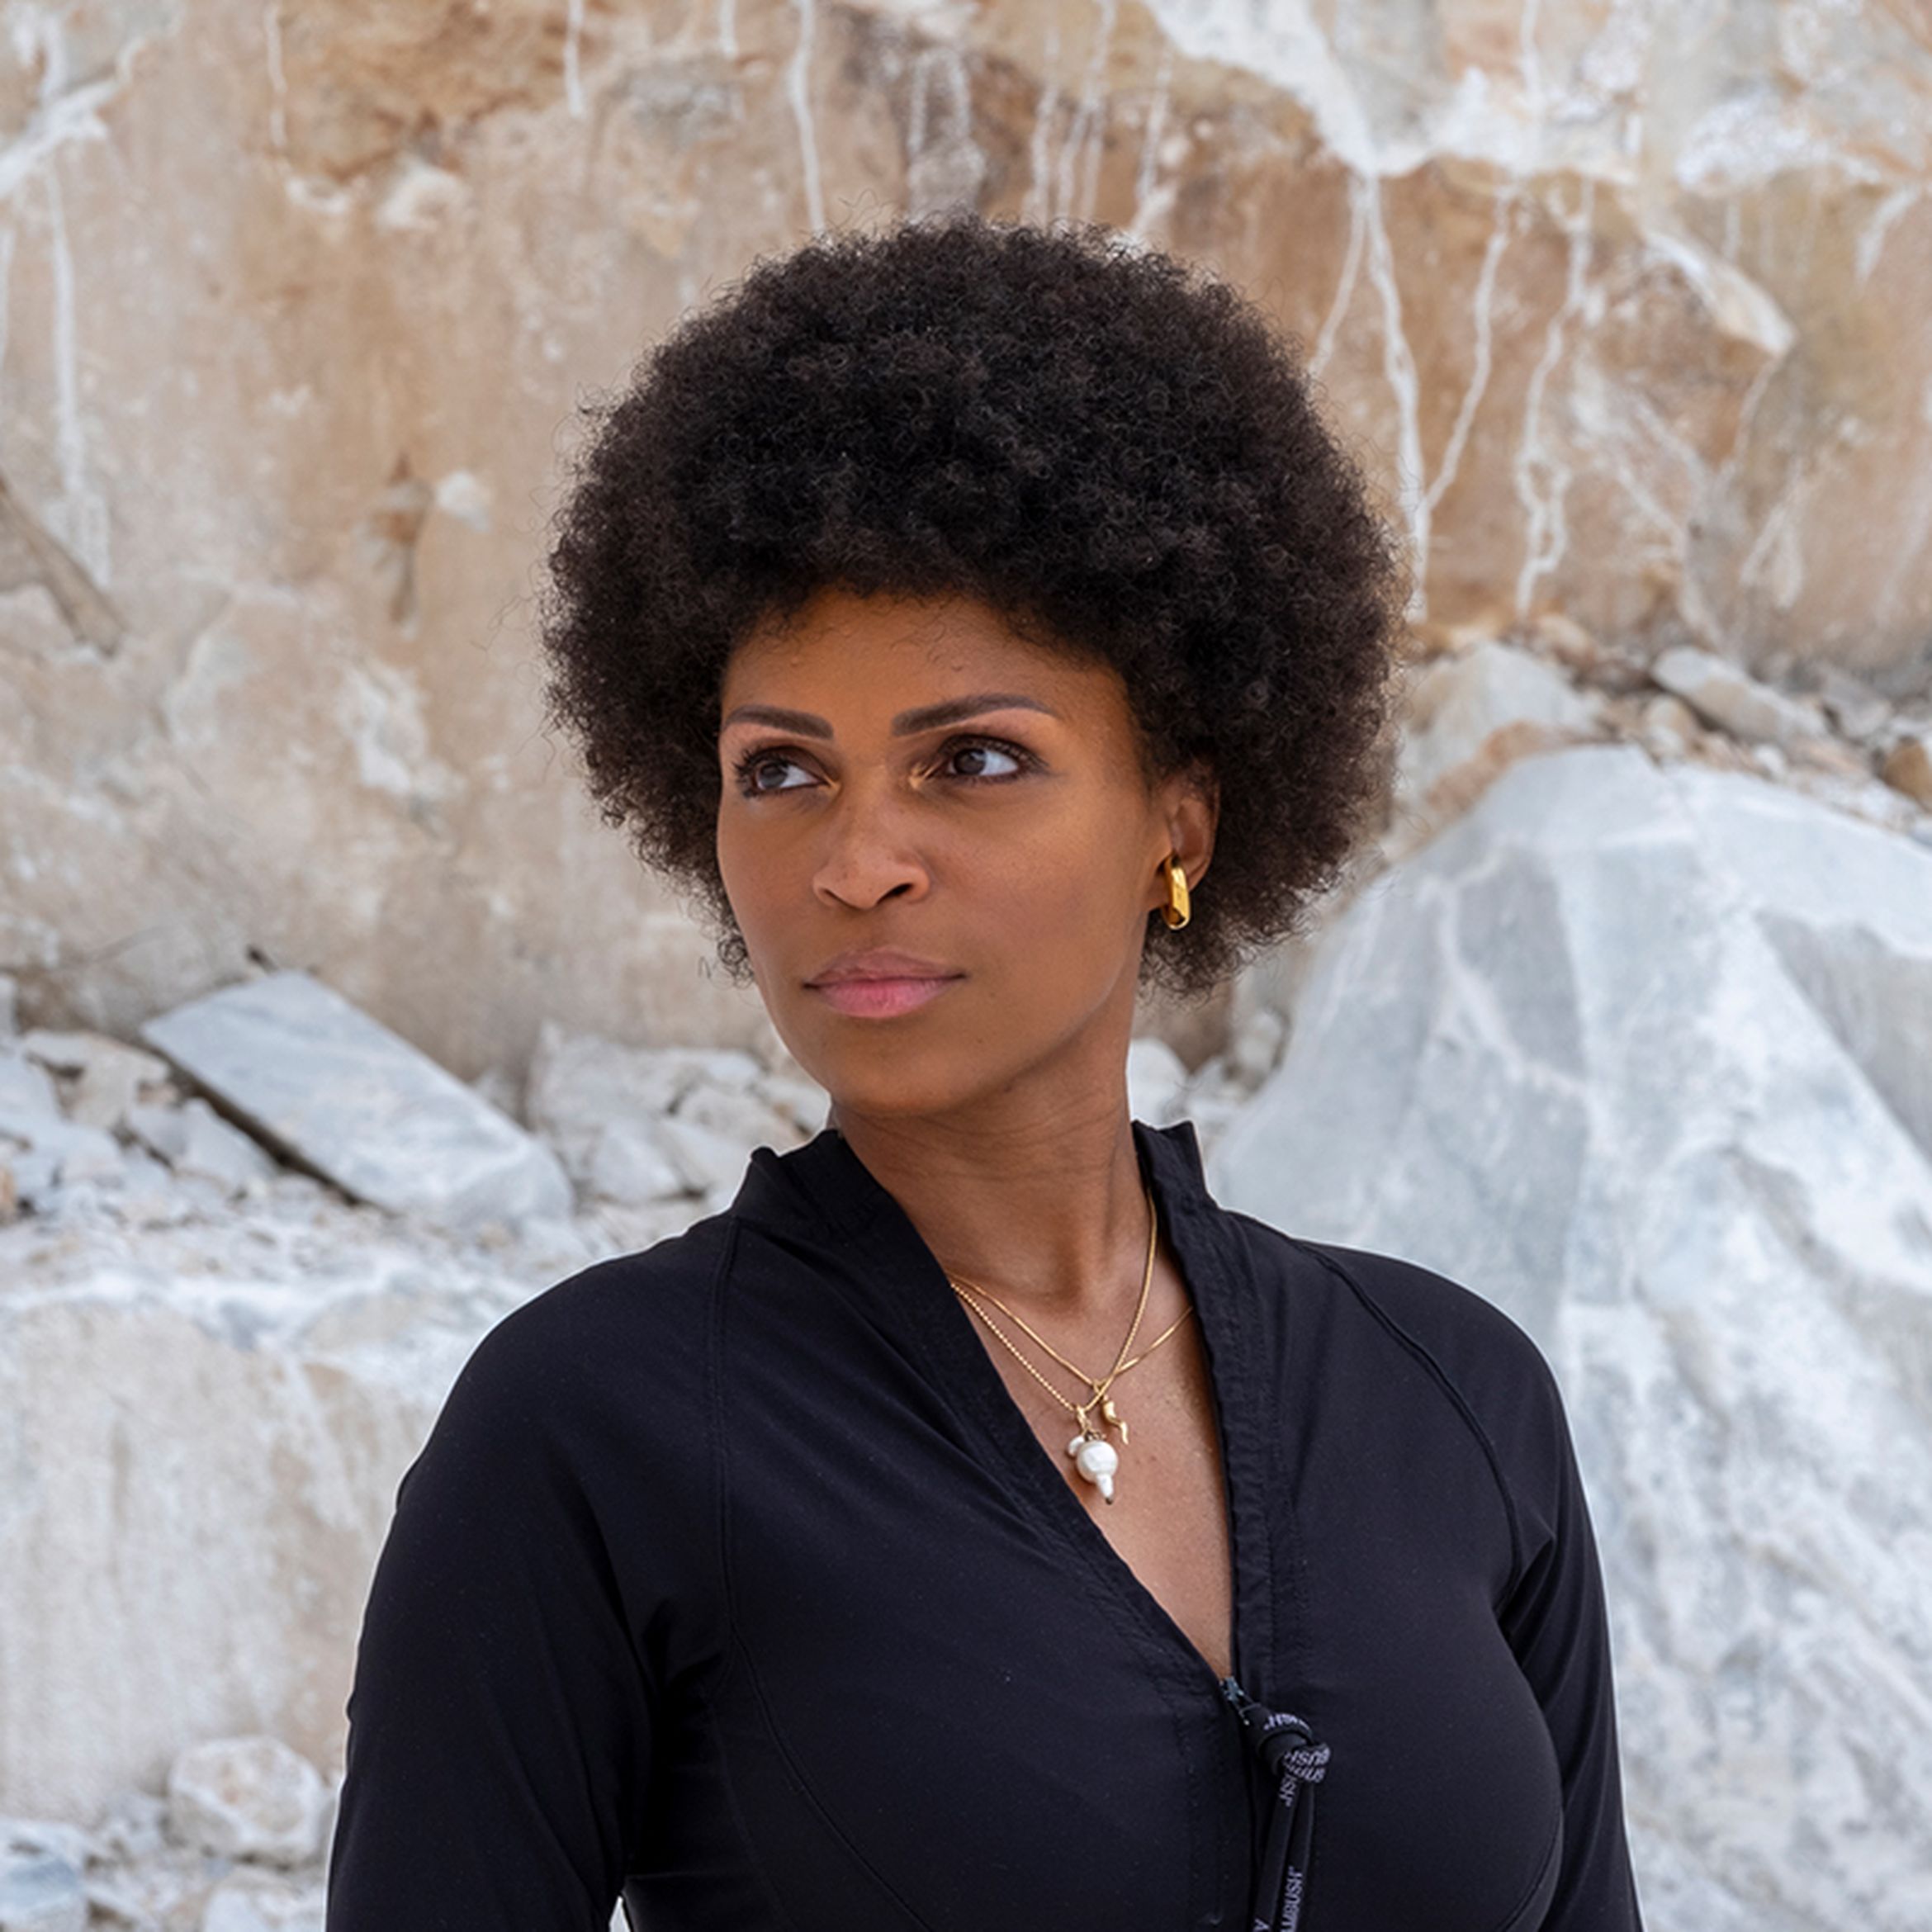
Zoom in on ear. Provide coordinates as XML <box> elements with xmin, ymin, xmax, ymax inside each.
<box><xmin>1150</xmin><ymin>758</ymin><xmax>1218</xmax><ymax>904</ymax></box>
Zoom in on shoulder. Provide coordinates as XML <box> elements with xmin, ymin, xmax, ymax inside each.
<box><xmin>475</xmin><ymin>1212</ymin><xmax>733</xmax><ymax>1367</ymax></box>
<box><xmin>357</xmin><ymin>1224</ymin><xmax>736</xmax><ymax>1682</ymax></box>
<box><xmin>423</xmin><ymin>1213</ymin><xmax>736</xmax><ymax>1473</ymax></box>
<box><xmin>1290</xmin><ymin>1226</ymin><xmax>1556</xmax><ymax>1402</ymax></box>
<box><xmin>1219</xmin><ymin>1210</ymin><xmax>1576</xmax><ymax>1560</ymax></box>
<box><xmin>1224</xmin><ymin>1207</ymin><xmax>1560</xmax><ymax>1405</ymax></box>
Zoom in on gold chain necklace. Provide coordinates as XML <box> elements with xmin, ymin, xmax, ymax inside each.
<box><xmin>946</xmin><ymin>1176</ymin><xmax>1191</xmax><ymax>1505</ymax></box>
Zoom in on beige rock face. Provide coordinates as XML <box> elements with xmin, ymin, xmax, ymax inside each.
<box><xmin>2</xmin><ymin>0</ymin><xmax>1930</xmax><ymax>1076</ymax></box>
<box><xmin>1884</xmin><ymin>732</ymin><xmax>1932</xmax><ymax>808</ymax></box>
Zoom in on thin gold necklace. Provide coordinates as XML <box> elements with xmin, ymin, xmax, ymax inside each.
<box><xmin>946</xmin><ymin>1176</ymin><xmax>1191</xmax><ymax>1504</ymax></box>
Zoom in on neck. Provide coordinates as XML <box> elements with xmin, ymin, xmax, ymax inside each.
<box><xmin>826</xmin><ymin>1082</ymin><xmax>1155</xmax><ymax>1325</ymax></box>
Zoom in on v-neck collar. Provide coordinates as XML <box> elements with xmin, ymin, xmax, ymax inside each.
<box><xmin>727</xmin><ymin>1117</ymin><xmax>1279</xmax><ymax>1702</ymax></box>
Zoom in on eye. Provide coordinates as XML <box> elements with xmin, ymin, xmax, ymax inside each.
<box><xmin>938</xmin><ymin>736</ymin><xmax>1031</xmax><ymax>782</ymax></box>
<box><xmin>732</xmin><ymin>747</ymin><xmax>816</xmax><ymax>795</ymax></box>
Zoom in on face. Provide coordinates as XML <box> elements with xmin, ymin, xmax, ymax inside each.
<box><xmin>714</xmin><ymin>587</ymin><xmax>1215</xmax><ymax>1127</ymax></box>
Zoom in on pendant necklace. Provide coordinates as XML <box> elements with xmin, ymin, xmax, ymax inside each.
<box><xmin>945</xmin><ymin>1175</ymin><xmax>1193</xmax><ymax>1504</ymax></box>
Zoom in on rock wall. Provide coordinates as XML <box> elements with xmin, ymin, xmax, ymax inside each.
<box><xmin>3</xmin><ymin>0</ymin><xmax>1931</xmax><ymax>1077</ymax></box>
<box><xmin>5</xmin><ymin>16</ymin><xmax>1932</xmax><ymax>1916</ymax></box>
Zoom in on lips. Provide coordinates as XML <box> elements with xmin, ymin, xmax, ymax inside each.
<box><xmin>804</xmin><ymin>949</ymin><xmax>964</xmax><ymax>1020</ymax></box>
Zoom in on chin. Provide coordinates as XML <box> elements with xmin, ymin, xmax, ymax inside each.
<box><xmin>815</xmin><ymin>1060</ymin><xmax>991</xmax><ymax>1125</ymax></box>
<box><xmin>788</xmin><ymin>1025</ymin><xmax>1019</xmax><ymax>1126</ymax></box>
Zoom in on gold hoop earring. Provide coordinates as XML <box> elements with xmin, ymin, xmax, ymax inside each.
<box><xmin>1161</xmin><ymin>854</ymin><xmax>1191</xmax><ymax>930</ymax></box>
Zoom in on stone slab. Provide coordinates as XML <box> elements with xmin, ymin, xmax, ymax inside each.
<box><xmin>140</xmin><ymin>973</ymin><xmax>571</xmax><ymax>1234</ymax></box>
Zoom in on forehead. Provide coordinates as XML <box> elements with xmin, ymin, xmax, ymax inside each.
<box><xmin>720</xmin><ymin>587</ymin><xmax>1127</xmax><ymax>720</ymax></box>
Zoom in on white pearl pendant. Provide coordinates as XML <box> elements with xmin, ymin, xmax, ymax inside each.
<box><xmin>1068</xmin><ymin>1432</ymin><xmax>1120</xmax><ymax>1503</ymax></box>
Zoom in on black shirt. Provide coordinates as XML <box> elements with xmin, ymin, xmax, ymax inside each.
<box><xmin>326</xmin><ymin>1118</ymin><xmax>1644</xmax><ymax>1930</ymax></box>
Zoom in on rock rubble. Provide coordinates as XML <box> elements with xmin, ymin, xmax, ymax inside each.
<box><xmin>1385</xmin><ymin>614</ymin><xmax>1932</xmax><ymax>869</ymax></box>
<box><xmin>5</xmin><ymin>609</ymin><xmax>1932</xmax><ymax>1927</ymax></box>
<box><xmin>138</xmin><ymin>973</ymin><xmax>574</xmax><ymax>1238</ymax></box>
<box><xmin>2</xmin><ymin>1737</ymin><xmax>334</xmax><ymax>1932</ymax></box>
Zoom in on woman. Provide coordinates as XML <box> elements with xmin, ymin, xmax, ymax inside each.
<box><xmin>326</xmin><ymin>215</ymin><xmax>1644</xmax><ymax>1931</ymax></box>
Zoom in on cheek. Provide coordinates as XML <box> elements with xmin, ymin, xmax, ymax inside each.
<box><xmin>715</xmin><ymin>817</ymin><xmax>782</xmax><ymax>940</ymax></box>
<box><xmin>981</xmin><ymin>806</ymin><xmax>1147</xmax><ymax>951</ymax></box>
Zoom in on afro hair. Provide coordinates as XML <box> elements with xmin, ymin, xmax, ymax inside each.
<box><xmin>535</xmin><ymin>213</ymin><xmax>1408</xmax><ymax>1002</ymax></box>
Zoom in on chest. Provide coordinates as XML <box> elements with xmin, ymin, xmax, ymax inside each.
<box><xmin>623</xmin><ymin>1262</ymin><xmax>1564</xmax><ymax>1932</ymax></box>
<box><xmin>959</xmin><ymin>1262</ymin><xmax>1236</xmax><ymax>1681</ymax></box>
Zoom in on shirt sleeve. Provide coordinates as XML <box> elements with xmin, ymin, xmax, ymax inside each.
<box><xmin>1496</xmin><ymin>1348</ymin><xmax>1646</xmax><ymax>1931</ymax></box>
<box><xmin>325</xmin><ymin>1307</ymin><xmax>656</xmax><ymax>1931</ymax></box>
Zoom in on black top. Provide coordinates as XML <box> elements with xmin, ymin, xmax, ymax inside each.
<box><xmin>326</xmin><ymin>1119</ymin><xmax>1644</xmax><ymax>1931</ymax></box>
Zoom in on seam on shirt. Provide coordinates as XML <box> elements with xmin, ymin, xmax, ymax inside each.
<box><xmin>1199</xmin><ymin>1200</ymin><xmax>1295</xmax><ymax>1688</ymax></box>
<box><xmin>1176</xmin><ymin>1192</ymin><xmax>1285</xmax><ymax>1922</ymax></box>
<box><xmin>727</xmin><ymin>1629</ymin><xmax>945</xmax><ymax>1932</ymax></box>
<box><xmin>1485</xmin><ymin>1801</ymin><xmax>1564</xmax><ymax>1932</ymax></box>
<box><xmin>708</xmin><ymin>1213</ymin><xmax>746</xmax><ymax>1708</ymax></box>
<box><xmin>1256</xmin><ymin>1227</ymin><xmax>1528</xmax><ymax>1601</ymax></box>
<box><xmin>1196</xmin><ymin>1201</ymin><xmax>1253</xmax><ymax>1927</ymax></box>
<box><xmin>691</xmin><ymin>1664</ymin><xmax>813</xmax><ymax>1932</ymax></box>
<box><xmin>699</xmin><ymin>1219</ymin><xmax>812</xmax><ymax>1932</ymax></box>
<box><xmin>707</xmin><ymin>1215</ymin><xmax>943</xmax><ymax>1932</ymax></box>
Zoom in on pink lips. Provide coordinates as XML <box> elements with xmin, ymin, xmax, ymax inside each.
<box><xmin>805</xmin><ymin>951</ymin><xmax>964</xmax><ymax>1020</ymax></box>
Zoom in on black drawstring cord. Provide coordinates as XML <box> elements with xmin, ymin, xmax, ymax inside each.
<box><xmin>1221</xmin><ymin>1677</ymin><xmax>1330</xmax><ymax>1932</ymax></box>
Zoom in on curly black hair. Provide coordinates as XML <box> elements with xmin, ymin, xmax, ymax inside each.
<box><xmin>535</xmin><ymin>214</ymin><xmax>1407</xmax><ymax>1002</ymax></box>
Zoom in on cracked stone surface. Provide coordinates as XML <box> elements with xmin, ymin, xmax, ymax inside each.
<box><xmin>5</xmin><ymin>0</ymin><xmax>1932</xmax><ymax>1077</ymax></box>
<box><xmin>3</xmin><ymin>4</ymin><xmax>1932</xmax><ymax>1923</ymax></box>
<box><xmin>1213</xmin><ymin>741</ymin><xmax>1932</xmax><ymax>1931</ymax></box>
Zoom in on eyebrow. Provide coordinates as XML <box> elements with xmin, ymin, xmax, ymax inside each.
<box><xmin>717</xmin><ymin>693</ymin><xmax>1060</xmax><ymax>738</ymax></box>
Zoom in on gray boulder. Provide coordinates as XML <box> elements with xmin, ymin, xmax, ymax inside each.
<box><xmin>140</xmin><ymin>972</ymin><xmax>571</xmax><ymax>1234</ymax></box>
<box><xmin>1212</xmin><ymin>742</ymin><xmax>1932</xmax><ymax>1930</ymax></box>
<box><xmin>1649</xmin><ymin>643</ymin><xmax>1830</xmax><ymax>749</ymax></box>
<box><xmin>1396</xmin><ymin>638</ymin><xmax>1598</xmax><ymax>815</ymax></box>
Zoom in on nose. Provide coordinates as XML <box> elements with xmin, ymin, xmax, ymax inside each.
<box><xmin>812</xmin><ymin>781</ymin><xmax>930</xmax><ymax>912</ymax></box>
